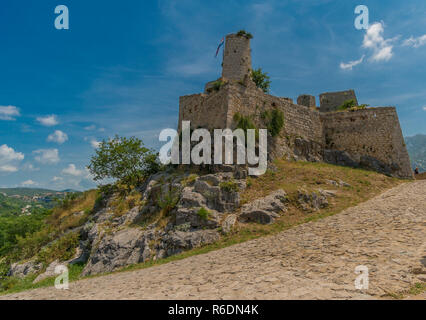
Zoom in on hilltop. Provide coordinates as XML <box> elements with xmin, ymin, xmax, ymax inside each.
<box><xmin>0</xmin><ymin>160</ymin><xmax>407</xmax><ymax>295</ymax></box>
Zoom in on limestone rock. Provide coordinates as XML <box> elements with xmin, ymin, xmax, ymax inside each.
<box><xmin>239</xmin><ymin>189</ymin><xmax>288</xmax><ymax>224</ymax></box>
<box><xmin>297</xmin><ymin>189</ymin><xmax>329</xmax><ymax>212</ymax></box>
<box><xmin>163</xmin><ymin>230</ymin><xmax>220</xmax><ymax>256</ymax></box>
<box><xmin>8</xmin><ymin>260</ymin><xmax>42</xmax><ymax>278</ymax></box>
<box><xmin>221</xmin><ymin>214</ymin><xmax>237</xmax><ymax>234</ymax></box>
<box><xmin>33</xmin><ymin>260</ymin><xmax>62</xmax><ymax>284</ymax></box>
<box><xmin>81</xmin><ymin>227</ymin><xmax>146</xmax><ymax>276</ymax></box>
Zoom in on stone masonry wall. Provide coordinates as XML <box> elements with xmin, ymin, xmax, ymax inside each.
<box><xmin>225</xmin><ymin>81</ymin><xmax>324</xmax><ymax>161</ymax></box>
<box><xmin>319</xmin><ymin>90</ymin><xmax>358</xmax><ymax>113</ymax></box>
<box><xmin>178</xmin><ymin>83</ymin><xmax>413</xmax><ymax>179</ymax></box>
<box><xmin>222</xmin><ymin>34</ymin><xmax>252</xmax><ymax>81</ymax></box>
<box><xmin>178</xmin><ymin>91</ymin><xmax>229</xmax><ymax>131</ymax></box>
<box><xmin>321</xmin><ymin>107</ymin><xmax>413</xmax><ymax>179</ymax></box>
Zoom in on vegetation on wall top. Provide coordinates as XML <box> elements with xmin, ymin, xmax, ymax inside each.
<box><xmin>236</xmin><ymin>30</ymin><xmax>253</xmax><ymax>39</ymax></box>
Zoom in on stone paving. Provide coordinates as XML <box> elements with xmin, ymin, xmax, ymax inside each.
<box><xmin>2</xmin><ymin>181</ymin><xmax>425</xmax><ymax>300</ymax></box>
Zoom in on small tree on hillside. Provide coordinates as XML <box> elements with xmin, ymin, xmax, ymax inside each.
<box><xmin>251</xmin><ymin>68</ymin><xmax>271</xmax><ymax>93</ymax></box>
<box><xmin>88</xmin><ymin>135</ymin><xmax>161</xmax><ymax>187</ymax></box>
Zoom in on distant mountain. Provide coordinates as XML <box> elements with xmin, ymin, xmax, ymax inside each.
<box><xmin>405</xmin><ymin>134</ymin><xmax>426</xmax><ymax>173</ymax></box>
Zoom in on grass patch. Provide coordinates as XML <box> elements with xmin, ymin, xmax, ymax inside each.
<box><xmin>219</xmin><ymin>179</ymin><xmax>240</xmax><ymax>193</ymax></box>
<box><xmin>0</xmin><ymin>263</ymin><xmax>84</xmax><ymax>294</ymax></box>
<box><xmin>196</xmin><ymin>207</ymin><xmax>210</xmax><ymax>220</ymax></box>
<box><xmin>408</xmin><ymin>282</ymin><xmax>426</xmax><ymax>296</ymax></box>
<box><xmin>110</xmin><ymin>190</ymin><xmax>144</xmax><ymax>218</ymax></box>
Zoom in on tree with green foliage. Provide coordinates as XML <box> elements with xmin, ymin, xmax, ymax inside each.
<box><xmin>88</xmin><ymin>135</ymin><xmax>161</xmax><ymax>187</ymax></box>
<box><xmin>251</xmin><ymin>68</ymin><xmax>271</xmax><ymax>93</ymax></box>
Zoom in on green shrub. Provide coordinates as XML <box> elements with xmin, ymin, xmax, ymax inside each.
<box><xmin>219</xmin><ymin>180</ymin><xmax>240</xmax><ymax>193</ymax></box>
<box><xmin>337</xmin><ymin>99</ymin><xmax>356</xmax><ymax>110</ymax></box>
<box><xmin>210</xmin><ymin>80</ymin><xmax>225</xmax><ymax>92</ymax></box>
<box><xmin>36</xmin><ymin>231</ymin><xmax>80</xmax><ymax>266</ymax></box>
<box><xmin>197</xmin><ymin>207</ymin><xmax>210</xmax><ymax>220</ymax></box>
<box><xmin>236</xmin><ymin>30</ymin><xmax>253</xmax><ymax>39</ymax></box>
<box><xmin>233</xmin><ymin>112</ymin><xmax>257</xmax><ymax>131</ymax></box>
<box><xmin>158</xmin><ymin>188</ymin><xmax>180</xmax><ymax>215</ymax></box>
<box><xmin>251</xmin><ymin>68</ymin><xmax>271</xmax><ymax>93</ymax></box>
<box><xmin>338</xmin><ymin>100</ymin><xmax>369</xmax><ymax>111</ymax></box>
<box><xmin>261</xmin><ymin>109</ymin><xmax>285</xmax><ymax>137</ymax></box>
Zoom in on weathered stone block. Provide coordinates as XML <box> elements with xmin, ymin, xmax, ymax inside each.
<box><xmin>319</xmin><ymin>89</ymin><xmax>358</xmax><ymax>112</ymax></box>
<box><xmin>297</xmin><ymin>94</ymin><xmax>316</xmax><ymax>108</ymax></box>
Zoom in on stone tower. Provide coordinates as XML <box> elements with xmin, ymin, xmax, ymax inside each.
<box><xmin>221</xmin><ymin>33</ymin><xmax>252</xmax><ymax>81</ymax></box>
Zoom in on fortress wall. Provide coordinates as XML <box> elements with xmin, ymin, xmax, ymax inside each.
<box><xmin>226</xmin><ymin>83</ymin><xmax>324</xmax><ymax>161</ymax></box>
<box><xmin>321</xmin><ymin>107</ymin><xmax>413</xmax><ymax>179</ymax></box>
<box><xmin>226</xmin><ymin>84</ymin><xmax>323</xmax><ymax>142</ymax></box>
<box><xmin>178</xmin><ymin>91</ymin><xmax>229</xmax><ymax>131</ymax></box>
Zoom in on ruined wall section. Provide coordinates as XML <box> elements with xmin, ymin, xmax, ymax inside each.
<box><xmin>319</xmin><ymin>90</ymin><xmax>358</xmax><ymax>113</ymax></box>
<box><xmin>222</xmin><ymin>34</ymin><xmax>252</xmax><ymax>81</ymax></box>
<box><xmin>178</xmin><ymin>90</ymin><xmax>229</xmax><ymax>131</ymax></box>
<box><xmin>225</xmin><ymin>83</ymin><xmax>324</xmax><ymax>161</ymax></box>
<box><xmin>321</xmin><ymin>107</ymin><xmax>413</xmax><ymax>179</ymax></box>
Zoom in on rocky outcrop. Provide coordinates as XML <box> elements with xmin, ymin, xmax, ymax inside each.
<box><xmin>297</xmin><ymin>189</ymin><xmax>329</xmax><ymax>212</ymax></box>
<box><xmin>81</xmin><ymin>228</ymin><xmax>148</xmax><ymax>276</ymax></box>
<box><xmin>7</xmin><ymin>261</ymin><xmax>42</xmax><ymax>278</ymax></box>
<box><xmin>33</xmin><ymin>260</ymin><xmax>62</xmax><ymax>283</ymax></box>
<box><xmin>78</xmin><ymin>168</ymin><xmax>247</xmax><ymax>276</ymax></box>
<box><xmin>239</xmin><ymin>189</ymin><xmax>288</xmax><ymax>224</ymax></box>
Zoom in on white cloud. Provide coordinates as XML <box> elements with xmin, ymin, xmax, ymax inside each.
<box><xmin>33</xmin><ymin>149</ymin><xmax>60</xmax><ymax>164</ymax></box>
<box><xmin>36</xmin><ymin>114</ymin><xmax>59</xmax><ymax>126</ymax></box>
<box><xmin>340</xmin><ymin>55</ymin><xmax>365</xmax><ymax>70</ymax></box>
<box><xmin>52</xmin><ymin>176</ymin><xmax>63</xmax><ymax>182</ymax></box>
<box><xmin>0</xmin><ymin>165</ymin><xmax>18</xmax><ymax>173</ymax></box>
<box><xmin>22</xmin><ymin>163</ymin><xmax>40</xmax><ymax>171</ymax></box>
<box><xmin>362</xmin><ymin>22</ymin><xmax>395</xmax><ymax>62</ymax></box>
<box><xmin>423</xmin><ymin>106</ymin><xmax>426</xmax><ymax>111</ymax></box>
<box><xmin>90</xmin><ymin>139</ymin><xmax>101</xmax><ymax>148</ymax></box>
<box><xmin>47</xmin><ymin>130</ymin><xmax>68</xmax><ymax>144</ymax></box>
<box><xmin>0</xmin><ymin>144</ymin><xmax>24</xmax><ymax>173</ymax></box>
<box><xmin>84</xmin><ymin>125</ymin><xmax>96</xmax><ymax>131</ymax></box>
<box><xmin>403</xmin><ymin>34</ymin><xmax>426</xmax><ymax>48</ymax></box>
<box><xmin>0</xmin><ymin>106</ymin><xmax>20</xmax><ymax>120</ymax></box>
<box><xmin>0</xmin><ymin>144</ymin><xmax>24</xmax><ymax>162</ymax></box>
<box><xmin>62</xmin><ymin>164</ymin><xmax>84</xmax><ymax>176</ymax></box>
<box><xmin>22</xmin><ymin>180</ymin><xmax>36</xmax><ymax>186</ymax></box>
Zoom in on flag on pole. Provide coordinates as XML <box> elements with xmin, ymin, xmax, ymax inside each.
<box><xmin>215</xmin><ymin>37</ymin><xmax>225</xmax><ymax>57</ymax></box>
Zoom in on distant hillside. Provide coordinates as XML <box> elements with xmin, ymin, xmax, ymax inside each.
<box><xmin>0</xmin><ymin>188</ymin><xmax>79</xmax><ymax>216</ymax></box>
<box><xmin>405</xmin><ymin>134</ymin><xmax>426</xmax><ymax>173</ymax></box>
<box><xmin>0</xmin><ymin>188</ymin><xmax>61</xmax><ymax>197</ymax></box>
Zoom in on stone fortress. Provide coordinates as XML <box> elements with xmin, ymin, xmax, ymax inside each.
<box><xmin>178</xmin><ymin>33</ymin><xmax>413</xmax><ymax>179</ymax></box>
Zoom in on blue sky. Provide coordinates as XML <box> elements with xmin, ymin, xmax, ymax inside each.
<box><xmin>0</xmin><ymin>0</ymin><xmax>425</xmax><ymax>190</ymax></box>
